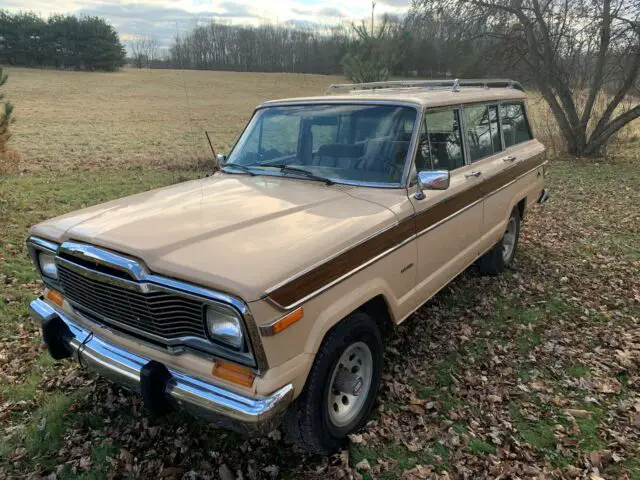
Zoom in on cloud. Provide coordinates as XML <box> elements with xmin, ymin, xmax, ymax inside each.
<box><xmin>317</xmin><ymin>7</ymin><xmax>343</xmax><ymax>17</ymax></box>
<box><xmin>76</xmin><ymin>2</ymin><xmax>262</xmax><ymax>48</ymax></box>
<box><xmin>377</xmin><ymin>0</ymin><xmax>411</xmax><ymax>6</ymax></box>
<box><xmin>5</xmin><ymin>0</ymin><xmax>411</xmax><ymax>53</ymax></box>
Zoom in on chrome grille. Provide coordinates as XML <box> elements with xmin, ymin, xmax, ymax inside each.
<box><xmin>58</xmin><ymin>264</ymin><xmax>207</xmax><ymax>340</ymax></box>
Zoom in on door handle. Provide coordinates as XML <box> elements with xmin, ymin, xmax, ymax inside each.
<box><xmin>502</xmin><ymin>155</ymin><xmax>517</xmax><ymax>162</ymax></box>
<box><xmin>465</xmin><ymin>171</ymin><xmax>482</xmax><ymax>178</ymax></box>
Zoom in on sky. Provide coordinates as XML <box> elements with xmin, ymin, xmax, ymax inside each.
<box><xmin>4</xmin><ymin>0</ymin><xmax>411</xmax><ymax>51</ymax></box>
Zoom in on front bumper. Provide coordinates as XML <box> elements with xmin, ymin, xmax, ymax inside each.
<box><xmin>29</xmin><ymin>297</ymin><xmax>293</xmax><ymax>434</ymax></box>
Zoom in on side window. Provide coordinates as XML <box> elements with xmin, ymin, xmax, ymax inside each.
<box><xmin>500</xmin><ymin>102</ymin><xmax>533</xmax><ymax>148</ymax></box>
<box><xmin>422</xmin><ymin>109</ymin><xmax>464</xmax><ymax>171</ymax></box>
<box><xmin>463</xmin><ymin>105</ymin><xmax>499</xmax><ymax>162</ymax></box>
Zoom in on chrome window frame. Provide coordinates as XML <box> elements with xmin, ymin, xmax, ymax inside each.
<box><xmin>26</xmin><ymin>237</ymin><xmax>268</xmax><ymax>372</ymax></box>
<box><xmin>224</xmin><ymin>100</ymin><xmax>423</xmax><ymax>189</ymax></box>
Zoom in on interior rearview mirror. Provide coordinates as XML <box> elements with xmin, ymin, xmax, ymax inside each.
<box><xmin>415</xmin><ymin>170</ymin><xmax>450</xmax><ymax>200</ymax></box>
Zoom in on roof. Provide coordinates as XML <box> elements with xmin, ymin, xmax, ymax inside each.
<box><xmin>260</xmin><ymin>79</ymin><xmax>527</xmax><ymax>109</ymax></box>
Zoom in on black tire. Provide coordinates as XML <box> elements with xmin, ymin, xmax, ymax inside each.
<box><xmin>477</xmin><ymin>207</ymin><xmax>521</xmax><ymax>276</ymax></box>
<box><xmin>282</xmin><ymin>312</ymin><xmax>383</xmax><ymax>455</ymax></box>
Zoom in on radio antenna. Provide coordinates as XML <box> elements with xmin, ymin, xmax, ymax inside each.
<box><xmin>205</xmin><ymin>131</ymin><xmax>217</xmax><ymax>158</ymax></box>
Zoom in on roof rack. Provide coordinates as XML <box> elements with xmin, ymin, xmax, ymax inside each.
<box><xmin>324</xmin><ymin>78</ymin><xmax>524</xmax><ymax>95</ymax></box>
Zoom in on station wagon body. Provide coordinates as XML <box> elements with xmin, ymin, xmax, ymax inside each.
<box><xmin>27</xmin><ymin>79</ymin><xmax>548</xmax><ymax>454</ymax></box>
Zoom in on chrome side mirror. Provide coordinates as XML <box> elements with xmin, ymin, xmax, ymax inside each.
<box><xmin>415</xmin><ymin>170</ymin><xmax>450</xmax><ymax>200</ymax></box>
<box><xmin>216</xmin><ymin>153</ymin><xmax>227</xmax><ymax>165</ymax></box>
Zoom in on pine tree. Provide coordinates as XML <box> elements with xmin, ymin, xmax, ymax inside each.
<box><xmin>0</xmin><ymin>67</ymin><xmax>14</xmax><ymax>154</ymax></box>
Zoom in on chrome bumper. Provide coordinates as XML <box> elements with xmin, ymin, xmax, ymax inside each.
<box><xmin>29</xmin><ymin>297</ymin><xmax>293</xmax><ymax>434</ymax></box>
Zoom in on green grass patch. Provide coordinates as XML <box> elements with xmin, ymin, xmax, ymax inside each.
<box><xmin>566</xmin><ymin>365</ymin><xmax>590</xmax><ymax>378</ymax></box>
<box><xmin>467</xmin><ymin>437</ymin><xmax>496</xmax><ymax>456</ymax></box>
<box><xmin>350</xmin><ymin>441</ymin><xmax>451</xmax><ymax>479</ymax></box>
<box><xmin>0</xmin><ymin>370</ymin><xmax>42</xmax><ymax>403</ymax></box>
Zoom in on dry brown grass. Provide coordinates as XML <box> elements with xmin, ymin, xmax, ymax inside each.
<box><xmin>4</xmin><ymin>67</ymin><xmax>343</xmax><ymax>171</ymax></box>
<box><xmin>3</xmin><ymin>67</ymin><xmax>638</xmax><ymax>171</ymax></box>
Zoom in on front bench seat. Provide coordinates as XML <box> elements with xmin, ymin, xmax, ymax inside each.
<box><xmin>313</xmin><ymin>143</ymin><xmax>364</xmax><ymax>169</ymax></box>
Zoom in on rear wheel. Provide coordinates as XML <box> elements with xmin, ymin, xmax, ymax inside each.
<box><xmin>477</xmin><ymin>208</ymin><xmax>521</xmax><ymax>275</ymax></box>
<box><xmin>282</xmin><ymin>312</ymin><xmax>383</xmax><ymax>455</ymax></box>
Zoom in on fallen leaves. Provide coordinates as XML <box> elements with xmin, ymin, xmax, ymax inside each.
<box><xmin>1</xmin><ymin>161</ymin><xmax>639</xmax><ymax>478</ymax></box>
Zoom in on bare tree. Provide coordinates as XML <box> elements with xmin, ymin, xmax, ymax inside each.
<box><xmin>129</xmin><ymin>35</ymin><xmax>159</xmax><ymax>68</ymax></box>
<box><xmin>414</xmin><ymin>0</ymin><xmax>640</xmax><ymax>157</ymax></box>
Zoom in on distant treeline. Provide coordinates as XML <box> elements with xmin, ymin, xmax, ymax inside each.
<box><xmin>0</xmin><ymin>11</ymin><xmax>126</xmax><ymax>71</ymax></box>
<box><xmin>167</xmin><ymin>14</ymin><xmax>502</xmax><ymax>78</ymax></box>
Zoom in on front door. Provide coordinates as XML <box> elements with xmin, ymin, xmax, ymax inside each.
<box><xmin>408</xmin><ymin>107</ymin><xmax>484</xmax><ymax>308</ymax></box>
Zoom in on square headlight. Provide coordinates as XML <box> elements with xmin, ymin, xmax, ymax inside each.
<box><xmin>38</xmin><ymin>252</ymin><xmax>58</xmax><ymax>279</ymax></box>
<box><xmin>205</xmin><ymin>303</ymin><xmax>244</xmax><ymax>350</ymax></box>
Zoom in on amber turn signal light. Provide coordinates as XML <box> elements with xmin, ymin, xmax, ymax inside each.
<box><xmin>259</xmin><ymin>307</ymin><xmax>304</xmax><ymax>337</ymax></box>
<box><xmin>212</xmin><ymin>360</ymin><xmax>255</xmax><ymax>388</ymax></box>
<box><xmin>45</xmin><ymin>288</ymin><xmax>64</xmax><ymax>307</ymax></box>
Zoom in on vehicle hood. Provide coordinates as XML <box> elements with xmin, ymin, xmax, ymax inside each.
<box><xmin>30</xmin><ymin>174</ymin><xmax>397</xmax><ymax>302</ymax></box>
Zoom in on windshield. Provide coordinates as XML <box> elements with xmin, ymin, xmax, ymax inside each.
<box><xmin>225</xmin><ymin>104</ymin><xmax>418</xmax><ymax>185</ymax></box>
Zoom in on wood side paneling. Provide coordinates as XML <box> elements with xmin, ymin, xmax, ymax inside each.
<box><xmin>268</xmin><ymin>154</ymin><xmax>545</xmax><ymax>308</ymax></box>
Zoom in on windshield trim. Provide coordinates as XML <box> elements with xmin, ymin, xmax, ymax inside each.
<box><xmin>224</xmin><ymin>101</ymin><xmax>422</xmax><ymax>189</ymax></box>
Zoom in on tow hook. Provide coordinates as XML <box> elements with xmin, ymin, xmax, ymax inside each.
<box><xmin>537</xmin><ymin>188</ymin><xmax>549</xmax><ymax>204</ymax></box>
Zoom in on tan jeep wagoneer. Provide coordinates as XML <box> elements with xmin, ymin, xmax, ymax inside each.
<box><xmin>28</xmin><ymin>79</ymin><xmax>548</xmax><ymax>454</ymax></box>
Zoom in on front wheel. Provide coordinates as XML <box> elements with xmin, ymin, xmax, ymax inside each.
<box><xmin>477</xmin><ymin>207</ymin><xmax>521</xmax><ymax>275</ymax></box>
<box><xmin>282</xmin><ymin>312</ymin><xmax>383</xmax><ymax>455</ymax></box>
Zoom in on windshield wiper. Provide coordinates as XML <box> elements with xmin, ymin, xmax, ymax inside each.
<box><xmin>268</xmin><ymin>164</ymin><xmax>334</xmax><ymax>185</ymax></box>
<box><xmin>221</xmin><ymin>164</ymin><xmax>257</xmax><ymax>176</ymax></box>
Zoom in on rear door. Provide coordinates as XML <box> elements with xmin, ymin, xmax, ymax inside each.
<box><xmin>472</xmin><ymin>101</ymin><xmax>541</xmax><ymax>244</ymax></box>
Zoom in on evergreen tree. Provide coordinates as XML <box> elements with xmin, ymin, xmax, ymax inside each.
<box><xmin>342</xmin><ymin>17</ymin><xmax>396</xmax><ymax>83</ymax></box>
<box><xmin>0</xmin><ymin>67</ymin><xmax>14</xmax><ymax>153</ymax></box>
<box><xmin>0</xmin><ymin>11</ymin><xmax>126</xmax><ymax>71</ymax></box>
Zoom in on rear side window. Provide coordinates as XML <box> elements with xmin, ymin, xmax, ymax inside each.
<box><xmin>463</xmin><ymin>105</ymin><xmax>502</xmax><ymax>162</ymax></box>
<box><xmin>500</xmin><ymin>103</ymin><xmax>532</xmax><ymax>147</ymax></box>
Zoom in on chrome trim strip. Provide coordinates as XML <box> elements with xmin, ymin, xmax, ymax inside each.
<box><xmin>484</xmin><ymin>159</ymin><xmax>545</xmax><ymax>199</ymax></box>
<box><xmin>28</xmin><ymin>237</ymin><xmax>59</xmax><ymax>253</ymax></box>
<box><xmin>29</xmin><ymin>298</ymin><xmax>292</xmax><ymax>431</ymax></box>
<box><xmin>267</xmin><ymin>161</ymin><xmax>545</xmax><ymax>309</ymax></box>
<box><xmin>265</xmin><ymin>220</ymin><xmax>404</xmax><ymax>296</ymax></box>
<box><xmin>268</xmin><ymin>232</ymin><xmax>416</xmax><ymax>311</ymax></box>
<box><xmin>415</xmin><ymin>197</ymin><xmax>484</xmax><ymax>239</ymax></box>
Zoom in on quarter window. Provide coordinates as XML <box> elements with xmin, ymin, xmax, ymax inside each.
<box><xmin>463</xmin><ymin>105</ymin><xmax>502</xmax><ymax>162</ymax></box>
<box><xmin>500</xmin><ymin>102</ymin><xmax>532</xmax><ymax>147</ymax></box>
<box><xmin>417</xmin><ymin>109</ymin><xmax>465</xmax><ymax>171</ymax></box>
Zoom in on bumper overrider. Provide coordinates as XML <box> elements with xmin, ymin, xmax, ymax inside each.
<box><xmin>29</xmin><ymin>297</ymin><xmax>293</xmax><ymax>434</ymax></box>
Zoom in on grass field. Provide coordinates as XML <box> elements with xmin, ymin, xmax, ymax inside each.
<box><xmin>1</xmin><ymin>68</ymin><xmax>639</xmax><ymax>479</ymax></box>
<box><xmin>3</xmin><ymin>68</ymin><xmax>343</xmax><ymax>171</ymax></box>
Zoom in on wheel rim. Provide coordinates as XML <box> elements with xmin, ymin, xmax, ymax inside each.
<box><xmin>502</xmin><ymin>216</ymin><xmax>517</xmax><ymax>262</ymax></box>
<box><xmin>327</xmin><ymin>342</ymin><xmax>373</xmax><ymax>428</ymax></box>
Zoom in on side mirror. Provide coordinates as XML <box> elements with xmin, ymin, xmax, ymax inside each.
<box><xmin>415</xmin><ymin>170</ymin><xmax>450</xmax><ymax>200</ymax></box>
<box><xmin>216</xmin><ymin>153</ymin><xmax>227</xmax><ymax>165</ymax></box>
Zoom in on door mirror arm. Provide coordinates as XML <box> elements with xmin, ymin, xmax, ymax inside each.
<box><xmin>414</xmin><ymin>170</ymin><xmax>450</xmax><ymax>200</ymax></box>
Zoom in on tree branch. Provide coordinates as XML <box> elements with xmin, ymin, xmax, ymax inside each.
<box><xmin>585</xmin><ymin>103</ymin><xmax>640</xmax><ymax>155</ymax></box>
<box><xmin>581</xmin><ymin>0</ymin><xmax>612</xmax><ymax>127</ymax></box>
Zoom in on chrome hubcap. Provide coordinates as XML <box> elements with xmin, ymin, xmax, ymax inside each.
<box><xmin>327</xmin><ymin>342</ymin><xmax>373</xmax><ymax>428</ymax></box>
<box><xmin>502</xmin><ymin>216</ymin><xmax>517</xmax><ymax>262</ymax></box>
